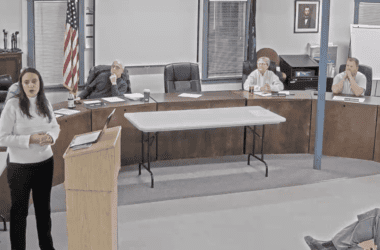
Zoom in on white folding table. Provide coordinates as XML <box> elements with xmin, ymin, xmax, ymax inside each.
<box><xmin>124</xmin><ymin>106</ymin><xmax>286</xmax><ymax>188</ymax></box>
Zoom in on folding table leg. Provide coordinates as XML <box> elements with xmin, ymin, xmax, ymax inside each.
<box><xmin>247</xmin><ymin>125</ymin><xmax>269</xmax><ymax>177</ymax></box>
<box><xmin>0</xmin><ymin>214</ymin><xmax>6</xmax><ymax>231</ymax></box>
<box><xmin>139</xmin><ymin>131</ymin><xmax>155</xmax><ymax>188</ymax></box>
<box><xmin>139</xmin><ymin>132</ymin><xmax>144</xmax><ymax>175</ymax></box>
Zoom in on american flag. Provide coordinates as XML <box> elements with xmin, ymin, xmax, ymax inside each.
<box><xmin>63</xmin><ymin>0</ymin><xmax>79</xmax><ymax>94</ymax></box>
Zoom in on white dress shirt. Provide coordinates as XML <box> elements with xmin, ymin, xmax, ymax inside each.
<box><xmin>243</xmin><ymin>69</ymin><xmax>284</xmax><ymax>92</ymax></box>
<box><xmin>332</xmin><ymin>71</ymin><xmax>367</xmax><ymax>96</ymax></box>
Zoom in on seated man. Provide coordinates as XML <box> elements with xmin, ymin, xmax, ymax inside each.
<box><xmin>332</xmin><ymin>57</ymin><xmax>366</xmax><ymax>97</ymax></box>
<box><xmin>305</xmin><ymin>208</ymin><xmax>380</xmax><ymax>250</ymax></box>
<box><xmin>243</xmin><ymin>57</ymin><xmax>284</xmax><ymax>92</ymax></box>
<box><xmin>77</xmin><ymin>60</ymin><xmax>130</xmax><ymax>100</ymax></box>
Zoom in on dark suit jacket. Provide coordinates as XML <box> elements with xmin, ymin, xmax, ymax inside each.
<box><xmin>78</xmin><ymin>72</ymin><xmax>130</xmax><ymax>99</ymax></box>
<box><xmin>298</xmin><ymin>15</ymin><xmax>316</xmax><ymax>29</ymax></box>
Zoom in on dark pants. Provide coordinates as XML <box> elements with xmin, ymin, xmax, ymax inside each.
<box><xmin>7</xmin><ymin>156</ymin><xmax>55</xmax><ymax>250</ymax></box>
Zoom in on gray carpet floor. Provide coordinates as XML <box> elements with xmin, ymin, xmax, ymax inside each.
<box><xmin>29</xmin><ymin>153</ymin><xmax>380</xmax><ymax>215</ymax></box>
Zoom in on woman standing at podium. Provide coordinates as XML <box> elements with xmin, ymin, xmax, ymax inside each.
<box><xmin>0</xmin><ymin>68</ymin><xmax>60</xmax><ymax>250</ymax></box>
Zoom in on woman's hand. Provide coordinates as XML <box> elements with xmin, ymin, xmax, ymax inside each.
<box><xmin>40</xmin><ymin>134</ymin><xmax>53</xmax><ymax>146</ymax></box>
<box><xmin>30</xmin><ymin>132</ymin><xmax>53</xmax><ymax>146</ymax></box>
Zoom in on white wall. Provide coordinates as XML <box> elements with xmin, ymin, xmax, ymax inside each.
<box><xmin>256</xmin><ymin>0</ymin><xmax>354</xmax><ymax>70</ymax></box>
<box><xmin>0</xmin><ymin>0</ymin><xmax>22</xmax><ymax>49</ymax></box>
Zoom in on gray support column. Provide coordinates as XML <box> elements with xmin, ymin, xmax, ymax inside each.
<box><xmin>201</xmin><ymin>0</ymin><xmax>209</xmax><ymax>79</ymax></box>
<box><xmin>27</xmin><ymin>0</ymin><xmax>35</xmax><ymax>68</ymax></box>
<box><xmin>354</xmin><ymin>0</ymin><xmax>360</xmax><ymax>24</ymax></box>
<box><xmin>313</xmin><ymin>0</ymin><xmax>330</xmax><ymax>170</ymax></box>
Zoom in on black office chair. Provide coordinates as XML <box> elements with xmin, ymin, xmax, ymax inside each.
<box><xmin>0</xmin><ymin>74</ymin><xmax>13</xmax><ymax>115</ymax></box>
<box><xmin>85</xmin><ymin>65</ymin><xmax>131</xmax><ymax>94</ymax></box>
<box><xmin>242</xmin><ymin>60</ymin><xmax>284</xmax><ymax>90</ymax></box>
<box><xmin>338</xmin><ymin>64</ymin><xmax>372</xmax><ymax>96</ymax></box>
<box><xmin>164</xmin><ymin>63</ymin><xmax>201</xmax><ymax>93</ymax></box>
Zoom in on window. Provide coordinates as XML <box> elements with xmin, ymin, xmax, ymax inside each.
<box><xmin>358</xmin><ymin>2</ymin><xmax>380</xmax><ymax>25</ymax></box>
<box><xmin>202</xmin><ymin>0</ymin><xmax>249</xmax><ymax>81</ymax></box>
<box><xmin>27</xmin><ymin>0</ymin><xmax>84</xmax><ymax>88</ymax></box>
<box><xmin>354</xmin><ymin>0</ymin><xmax>380</xmax><ymax>25</ymax></box>
<box><xmin>34</xmin><ymin>1</ymin><xmax>66</xmax><ymax>86</ymax></box>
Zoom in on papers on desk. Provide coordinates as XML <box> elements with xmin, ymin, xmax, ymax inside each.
<box><xmin>124</xmin><ymin>93</ymin><xmax>144</xmax><ymax>100</ymax></box>
<box><xmin>178</xmin><ymin>93</ymin><xmax>202</xmax><ymax>98</ymax></box>
<box><xmin>55</xmin><ymin>114</ymin><xmax>63</xmax><ymax>118</ymax></box>
<box><xmin>71</xmin><ymin>143</ymin><xmax>93</xmax><ymax>151</ymax></box>
<box><xmin>101</xmin><ymin>97</ymin><xmax>125</xmax><ymax>103</ymax></box>
<box><xmin>278</xmin><ymin>91</ymin><xmax>290</xmax><ymax>95</ymax></box>
<box><xmin>70</xmin><ymin>131</ymin><xmax>101</xmax><ymax>147</ymax></box>
<box><xmin>254</xmin><ymin>92</ymin><xmax>272</xmax><ymax>97</ymax></box>
<box><xmin>54</xmin><ymin>108</ymin><xmax>81</xmax><ymax>116</ymax></box>
<box><xmin>333</xmin><ymin>96</ymin><xmax>365</xmax><ymax>103</ymax></box>
<box><xmin>83</xmin><ymin>100</ymin><xmax>102</xmax><ymax>104</ymax></box>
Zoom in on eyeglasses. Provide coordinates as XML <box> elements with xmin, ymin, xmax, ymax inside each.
<box><xmin>112</xmin><ymin>65</ymin><xmax>121</xmax><ymax>70</ymax></box>
<box><xmin>258</xmin><ymin>63</ymin><xmax>268</xmax><ymax>66</ymax></box>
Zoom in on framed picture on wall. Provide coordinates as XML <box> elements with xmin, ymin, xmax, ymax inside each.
<box><xmin>294</xmin><ymin>0</ymin><xmax>320</xmax><ymax>33</ymax></box>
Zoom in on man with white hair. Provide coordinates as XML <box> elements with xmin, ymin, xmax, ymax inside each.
<box><xmin>243</xmin><ymin>57</ymin><xmax>284</xmax><ymax>92</ymax></box>
<box><xmin>77</xmin><ymin>60</ymin><xmax>129</xmax><ymax>100</ymax></box>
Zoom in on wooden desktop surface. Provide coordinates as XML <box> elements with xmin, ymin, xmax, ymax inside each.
<box><xmin>310</xmin><ymin>92</ymin><xmax>379</xmax><ymax>160</ymax></box>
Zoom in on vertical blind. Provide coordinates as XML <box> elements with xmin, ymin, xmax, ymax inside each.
<box><xmin>359</xmin><ymin>2</ymin><xmax>380</xmax><ymax>25</ymax></box>
<box><xmin>34</xmin><ymin>1</ymin><xmax>66</xmax><ymax>86</ymax></box>
<box><xmin>207</xmin><ymin>0</ymin><xmax>246</xmax><ymax>78</ymax></box>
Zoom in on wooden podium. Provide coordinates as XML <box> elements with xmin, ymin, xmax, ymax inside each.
<box><xmin>63</xmin><ymin>126</ymin><xmax>121</xmax><ymax>250</ymax></box>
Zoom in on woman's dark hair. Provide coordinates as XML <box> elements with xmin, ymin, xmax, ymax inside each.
<box><xmin>16</xmin><ymin>68</ymin><xmax>52</xmax><ymax>123</ymax></box>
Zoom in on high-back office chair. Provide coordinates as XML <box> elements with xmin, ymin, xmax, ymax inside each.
<box><xmin>338</xmin><ymin>64</ymin><xmax>372</xmax><ymax>96</ymax></box>
<box><xmin>257</xmin><ymin>48</ymin><xmax>287</xmax><ymax>80</ymax></box>
<box><xmin>0</xmin><ymin>74</ymin><xmax>13</xmax><ymax>115</ymax></box>
<box><xmin>85</xmin><ymin>65</ymin><xmax>131</xmax><ymax>93</ymax></box>
<box><xmin>164</xmin><ymin>63</ymin><xmax>201</xmax><ymax>93</ymax></box>
<box><xmin>257</xmin><ymin>48</ymin><xmax>281</xmax><ymax>66</ymax></box>
<box><xmin>242</xmin><ymin>60</ymin><xmax>284</xmax><ymax>90</ymax></box>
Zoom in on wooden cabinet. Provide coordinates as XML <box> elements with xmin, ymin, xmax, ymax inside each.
<box><xmin>0</xmin><ymin>52</ymin><xmax>22</xmax><ymax>83</ymax></box>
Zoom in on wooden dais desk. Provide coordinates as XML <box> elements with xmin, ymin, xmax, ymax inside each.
<box><xmin>310</xmin><ymin>92</ymin><xmax>380</xmax><ymax>160</ymax></box>
<box><xmin>233</xmin><ymin>90</ymin><xmax>313</xmax><ymax>155</ymax></box>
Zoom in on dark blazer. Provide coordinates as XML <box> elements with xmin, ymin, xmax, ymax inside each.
<box><xmin>298</xmin><ymin>15</ymin><xmax>316</xmax><ymax>29</ymax></box>
<box><xmin>79</xmin><ymin>72</ymin><xmax>130</xmax><ymax>99</ymax></box>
